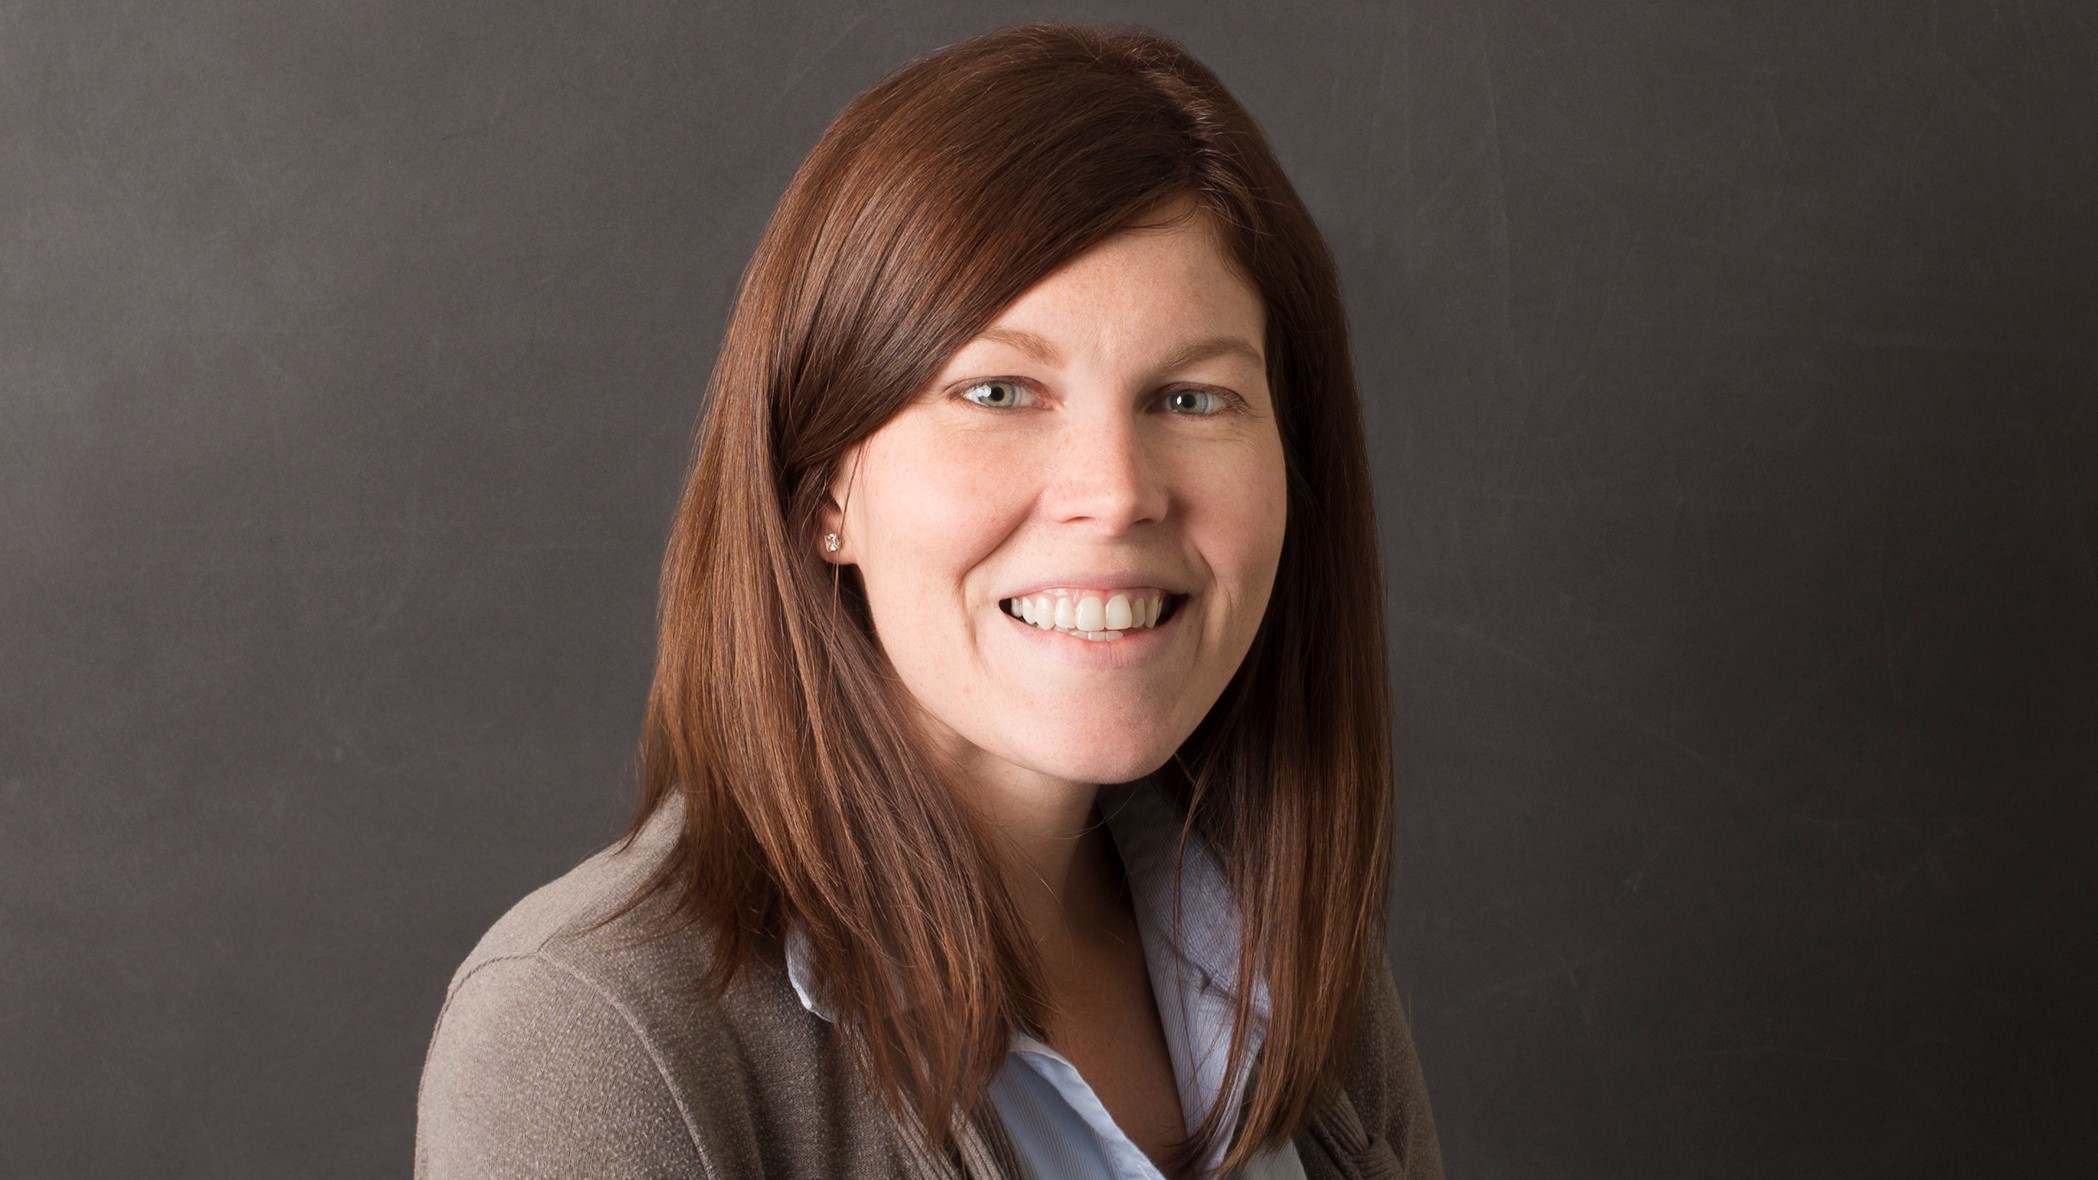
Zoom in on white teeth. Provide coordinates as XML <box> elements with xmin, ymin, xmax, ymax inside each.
<box><xmin>1104</xmin><ymin>594</ymin><xmax>1132</xmax><ymax>630</ymax></box>
<box><xmin>1073</xmin><ymin>596</ymin><xmax>1104</xmax><ymax>631</ymax></box>
<box><xmin>1004</xmin><ymin>590</ymin><xmax>1176</xmax><ymax>637</ymax></box>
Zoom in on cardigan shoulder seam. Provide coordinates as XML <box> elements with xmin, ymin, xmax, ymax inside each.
<box><xmin>442</xmin><ymin>946</ymin><xmax>725</xmax><ymax>1180</ymax></box>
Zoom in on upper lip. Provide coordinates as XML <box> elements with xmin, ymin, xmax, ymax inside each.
<box><xmin>996</xmin><ymin>572</ymin><xmax>1194</xmax><ymax>599</ymax></box>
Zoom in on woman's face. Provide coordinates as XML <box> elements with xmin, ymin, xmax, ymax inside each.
<box><xmin>826</xmin><ymin>211</ymin><xmax>1287</xmax><ymax>796</ymax></box>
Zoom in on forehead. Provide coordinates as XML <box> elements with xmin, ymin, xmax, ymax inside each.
<box><xmin>977</xmin><ymin>212</ymin><xmax>1264</xmax><ymax>353</ymax></box>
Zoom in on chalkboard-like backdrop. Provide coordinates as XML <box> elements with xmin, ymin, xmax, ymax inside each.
<box><xmin>3</xmin><ymin>1</ymin><xmax>2091</xmax><ymax>1176</ymax></box>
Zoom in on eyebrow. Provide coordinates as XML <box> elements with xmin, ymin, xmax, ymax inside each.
<box><xmin>972</xmin><ymin>327</ymin><xmax>1265</xmax><ymax>374</ymax></box>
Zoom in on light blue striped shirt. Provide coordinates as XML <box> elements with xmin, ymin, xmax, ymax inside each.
<box><xmin>786</xmin><ymin>780</ymin><xmax>1306</xmax><ymax>1180</ymax></box>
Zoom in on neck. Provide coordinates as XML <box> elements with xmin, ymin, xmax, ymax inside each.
<box><xmin>959</xmin><ymin>763</ymin><xmax>1128</xmax><ymax>964</ymax></box>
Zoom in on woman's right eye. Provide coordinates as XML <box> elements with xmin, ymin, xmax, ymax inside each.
<box><xmin>958</xmin><ymin>379</ymin><xmax>1032</xmax><ymax>409</ymax></box>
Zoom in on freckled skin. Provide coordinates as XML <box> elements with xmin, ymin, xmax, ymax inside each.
<box><xmin>826</xmin><ymin>213</ymin><xmax>1287</xmax><ymax>808</ymax></box>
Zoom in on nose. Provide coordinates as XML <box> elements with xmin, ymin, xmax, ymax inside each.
<box><xmin>1042</xmin><ymin>408</ymin><xmax>1168</xmax><ymax>532</ymax></box>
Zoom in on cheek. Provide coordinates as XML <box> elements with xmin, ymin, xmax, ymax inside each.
<box><xmin>851</xmin><ymin>425</ymin><xmax>1024</xmax><ymax>606</ymax></box>
<box><xmin>1197</xmin><ymin>435</ymin><xmax>1290</xmax><ymax>601</ymax></box>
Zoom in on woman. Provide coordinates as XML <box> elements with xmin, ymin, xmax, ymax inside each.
<box><xmin>417</xmin><ymin>21</ymin><xmax>1439</xmax><ymax>1180</ymax></box>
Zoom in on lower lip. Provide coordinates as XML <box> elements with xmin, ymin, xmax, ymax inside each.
<box><xmin>998</xmin><ymin>600</ymin><xmax>1184</xmax><ymax>668</ymax></box>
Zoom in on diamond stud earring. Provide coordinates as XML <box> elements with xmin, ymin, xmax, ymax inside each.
<box><xmin>823</xmin><ymin>532</ymin><xmax>841</xmax><ymax>553</ymax></box>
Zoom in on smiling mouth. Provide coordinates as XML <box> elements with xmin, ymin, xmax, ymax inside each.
<box><xmin>999</xmin><ymin>591</ymin><xmax>1185</xmax><ymax>641</ymax></box>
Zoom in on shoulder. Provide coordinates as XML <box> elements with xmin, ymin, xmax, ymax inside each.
<box><xmin>415</xmin><ymin>807</ymin><xmax>727</xmax><ymax>1177</ymax></box>
<box><xmin>416</xmin><ymin>805</ymin><xmax>900</xmax><ymax>1178</ymax></box>
<box><xmin>415</xmin><ymin>948</ymin><xmax>719</xmax><ymax>1177</ymax></box>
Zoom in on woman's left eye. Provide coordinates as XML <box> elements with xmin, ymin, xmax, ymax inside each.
<box><xmin>1162</xmin><ymin>389</ymin><xmax>1226</xmax><ymax>415</ymax></box>
<box><xmin>959</xmin><ymin>380</ymin><xmax>1032</xmax><ymax>409</ymax></box>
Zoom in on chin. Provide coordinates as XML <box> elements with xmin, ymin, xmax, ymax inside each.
<box><xmin>1021</xmin><ymin>734</ymin><xmax>1183</xmax><ymax>787</ymax></box>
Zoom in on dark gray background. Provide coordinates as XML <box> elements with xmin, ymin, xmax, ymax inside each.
<box><xmin>5</xmin><ymin>0</ymin><xmax>2093</xmax><ymax>1175</ymax></box>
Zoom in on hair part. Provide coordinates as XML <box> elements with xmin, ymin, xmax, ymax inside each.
<box><xmin>626</xmin><ymin>22</ymin><xmax>1393</xmax><ymax>1178</ymax></box>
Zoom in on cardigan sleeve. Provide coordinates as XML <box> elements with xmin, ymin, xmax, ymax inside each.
<box><xmin>1365</xmin><ymin>956</ymin><xmax>1444</xmax><ymax>1178</ymax></box>
<box><xmin>414</xmin><ymin>953</ymin><xmax>720</xmax><ymax>1180</ymax></box>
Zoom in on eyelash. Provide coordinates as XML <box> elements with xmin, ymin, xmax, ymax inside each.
<box><xmin>955</xmin><ymin>379</ymin><xmax>1237</xmax><ymax>416</ymax></box>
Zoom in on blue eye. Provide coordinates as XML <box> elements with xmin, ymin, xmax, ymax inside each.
<box><xmin>1163</xmin><ymin>389</ymin><xmax>1224</xmax><ymax>415</ymax></box>
<box><xmin>960</xmin><ymin>380</ymin><xmax>1030</xmax><ymax>409</ymax></box>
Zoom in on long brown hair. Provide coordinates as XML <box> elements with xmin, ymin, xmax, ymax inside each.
<box><xmin>629</xmin><ymin>21</ymin><xmax>1393</xmax><ymax>1176</ymax></box>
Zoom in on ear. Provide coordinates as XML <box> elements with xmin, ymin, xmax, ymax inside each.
<box><xmin>818</xmin><ymin>447</ymin><xmax>858</xmax><ymax>564</ymax></box>
<box><xmin>817</xmin><ymin>503</ymin><xmax>848</xmax><ymax>564</ymax></box>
